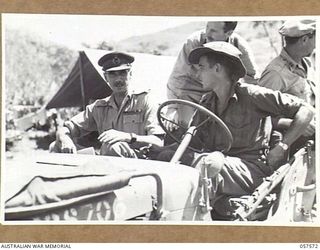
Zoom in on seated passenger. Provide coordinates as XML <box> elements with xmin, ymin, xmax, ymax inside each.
<box><xmin>259</xmin><ymin>20</ymin><xmax>316</xmax><ymax>154</ymax></box>
<box><xmin>160</xmin><ymin>41</ymin><xmax>315</xmax><ymax>207</ymax></box>
<box><xmin>50</xmin><ymin>52</ymin><xmax>164</xmax><ymax>158</ymax></box>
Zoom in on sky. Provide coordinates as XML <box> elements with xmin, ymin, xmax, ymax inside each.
<box><xmin>3</xmin><ymin>14</ymin><xmax>202</xmax><ymax>50</ymax></box>
<box><xmin>4</xmin><ymin>14</ymin><xmax>314</xmax><ymax>50</ymax></box>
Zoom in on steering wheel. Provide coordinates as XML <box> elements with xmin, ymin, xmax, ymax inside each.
<box><xmin>157</xmin><ymin>99</ymin><xmax>233</xmax><ymax>153</ymax></box>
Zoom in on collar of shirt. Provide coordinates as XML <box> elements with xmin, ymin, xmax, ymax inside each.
<box><xmin>200</xmin><ymin>88</ymin><xmax>238</xmax><ymax>111</ymax></box>
<box><xmin>200</xmin><ymin>30</ymin><xmax>233</xmax><ymax>45</ymax></box>
<box><xmin>94</xmin><ymin>90</ymin><xmax>146</xmax><ymax>109</ymax></box>
<box><xmin>280</xmin><ymin>48</ymin><xmax>308</xmax><ymax>76</ymax></box>
<box><xmin>94</xmin><ymin>94</ymin><xmax>128</xmax><ymax>109</ymax></box>
<box><xmin>199</xmin><ymin>30</ymin><xmax>206</xmax><ymax>44</ymax></box>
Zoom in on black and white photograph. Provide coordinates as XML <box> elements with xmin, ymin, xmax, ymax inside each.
<box><xmin>1</xmin><ymin>14</ymin><xmax>318</xmax><ymax>225</ymax></box>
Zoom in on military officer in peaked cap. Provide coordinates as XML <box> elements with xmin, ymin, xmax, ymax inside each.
<box><xmin>52</xmin><ymin>52</ymin><xmax>164</xmax><ymax>158</ymax></box>
<box><xmin>169</xmin><ymin>41</ymin><xmax>314</xmax><ymax>215</ymax></box>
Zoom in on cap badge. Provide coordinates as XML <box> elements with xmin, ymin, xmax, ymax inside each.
<box><xmin>112</xmin><ymin>56</ymin><xmax>121</xmax><ymax>66</ymax></box>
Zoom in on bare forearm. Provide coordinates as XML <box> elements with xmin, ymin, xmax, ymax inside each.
<box><xmin>55</xmin><ymin>126</ymin><xmax>77</xmax><ymax>153</ymax></box>
<box><xmin>282</xmin><ymin>105</ymin><xmax>314</xmax><ymax>146</ymax></box>
<box><xmin>56</xmin><ymin>126</ymin><xmax>73</xmax><ymax>141</ymax></box>
<box><xmin>136</xmin><ymin>135</ymin><xmax>164</xmax><ymax>148</ymax></box>
<box><xmin>273</xmin><ymin>118</ymin><xmax>292</xmax><ymax>130</ymax></box>
<box><xmin>99</xmin><ymin>129</ymin><xmax>164</xmax><ymax>148</ymax></box>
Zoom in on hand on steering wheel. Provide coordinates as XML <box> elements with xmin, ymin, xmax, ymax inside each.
<box><xmin>157</xmin><ymin>99</ymin><xmax>233</xmax><ymax>153</ymax></box>
<box><xmin>163</xmin><ymin>106</ymin><xmax>180</xmax><ymax>132</ymax></box>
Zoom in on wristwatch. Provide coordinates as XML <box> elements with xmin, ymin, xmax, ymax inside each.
<box><xmin>130</xmin><ymin>133</ymin><xmax>137</xmax><ymax>144</ymax></box>
<box><xmin>278</xmin><ymin>141</ymin><xmax>289</xmax><ymax>151</ymax></box>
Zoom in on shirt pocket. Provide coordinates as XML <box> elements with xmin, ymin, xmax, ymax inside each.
<box><xmin>123</xmin><ymin>111</ymin><xmax>143</xmax><ymax>134</ymax></box>
<box><xmin>223</xmin><ymin>112</ymin><xmax>255</xmax><ymax>148</ymax></box>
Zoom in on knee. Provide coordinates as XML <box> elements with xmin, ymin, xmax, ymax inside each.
<box><xmin>203</xmin><ymin>151</ymin><xmax>225</xmax><ymax>178</ymax></box>
<box><xmin>100</xmin><ymin>142</ymin><xmax>118</xmax><ymax>156</ymax></box>
<box><xmin>156</xmin><ymin>149</ymin><xmax>175</xmax><ymax>162</ymax></box>
<box><xmin>156</xmin><ymin>148</ymin><xmax>194</xmax><ymax>165</ymax></box>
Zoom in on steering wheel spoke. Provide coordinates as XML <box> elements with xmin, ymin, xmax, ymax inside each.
<box><xmin>195</xmin><ymin>116</ymin><xmax>212</xmax><ymax>130</ymax></box>
<box><xmin>159</xmin><ymin>113</ymin><xmax>188</xmax><ymax>131</ymax></box>
<box><xmin>157</xmin><ymin>99</ymin><xmax>233</xmax><ymax>153</ymax></box>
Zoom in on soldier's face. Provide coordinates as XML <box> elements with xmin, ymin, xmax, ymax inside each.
<box><xmin>304</xmin><ymin>32</ymin><xmax>316</xmax><ymax>57</ymax></box>
<box><xmin>104</xmin><ymin>69</ymin><xmax>131</xmax><ymax>94</ymax></box>
<box><xmin>198</xmin><ymin>55</ymin><xmax>231</xmax><ymax>93</ymax></box>
<box><xmin>205</xmin><ymin>22</ymin><xmax>229</xmax><ymax>42</ymax></box>
<box><xmin>198</xmin><ymin>56</ymin><xmax>218</xmax><ymax>91</ymax></box>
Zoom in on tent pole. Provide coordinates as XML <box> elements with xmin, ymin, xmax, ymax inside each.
<box><xmin>79</xmin><ymin>51</ymin><xmax>86</xmax><ymax>110</ymax></box>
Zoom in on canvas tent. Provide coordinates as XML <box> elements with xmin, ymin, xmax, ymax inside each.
<box><xmin>45</xmin><ymin>49</ymin><xmax>177</xmax><ymax>109</ymax></box>
<box><xmin>15</xmin><ymin>50</ymin><xmax>176</xmax><ymax>131</ymax></box>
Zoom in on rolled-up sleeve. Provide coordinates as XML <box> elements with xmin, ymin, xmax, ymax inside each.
<box><xmin>64</xmin><ymin>103</ymin><xmax>98</xmax><ymax>138</ymax></box>
<box><xmin>247</xmin><ymin>85</ymin><xmax>303</xmax><ymax>119</ymax></box>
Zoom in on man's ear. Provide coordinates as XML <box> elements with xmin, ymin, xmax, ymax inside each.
<box><xmin>301</xmin><ymin>34</ymin><xmax>309</xmax><ymax>44</ymax></box>
<box><xmin>215</xmin><ymin>63</ymin><xmax>221</xmax><ymax>73</ymax></box>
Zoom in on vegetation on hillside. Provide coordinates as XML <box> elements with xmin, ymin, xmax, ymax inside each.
<box><xmin>4</xmin><ymin>19</ymin><xmax>284</xmax><ymax>151</ymax></box>
<box><xmin>5</xmin><ymin>20</ymin><xmax>283</xmax><ymax>123</ymax></box>
<box><xmin>5</xmin><ymin>28</ymin><xmax>77</xmax><ymax>109</ymax></box>
<box><xmin>116</xmin><ymin>21</ymin><xmax>205</xmax><ymax>56</ymax></box>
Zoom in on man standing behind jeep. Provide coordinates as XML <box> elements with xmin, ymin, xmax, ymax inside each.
<box><xmin>166</xmin><ymin>21</ymin><xmax>258</xmax><ymax>128</ymax></box>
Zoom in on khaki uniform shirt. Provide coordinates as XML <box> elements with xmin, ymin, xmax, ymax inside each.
<box><xmin>65</xmin><ymin>91</ymin><xmax>164</xmax><ymax>138</ymax></box>
<box><xmin>259</xmin><ymin>48</ymin><xmax>315</xmax><ymax>106</ymax></box>
<box><xmin>167</xmin><ymin>30</ymin><xmax>258</xmax><ymax>103</ymax></box>
<box><xmin>192</xmin><ymin>83</ymin><xmax>303</xmax><ymax>159</ymax></box>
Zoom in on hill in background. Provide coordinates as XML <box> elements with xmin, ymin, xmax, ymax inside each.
<box><xmin>5</xmin><ymin>20</ymin><xmax>283</xmax><ymax>116</ymax></box>
<box><xmin>116</xmin><ymin>21</ymin><xmax>206</xmax><ymax>56</ymax></box>
<box><xmin>115</xmin><ymin>21</ymin><xmax>283</xmax><ymax>74</ymax></box>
